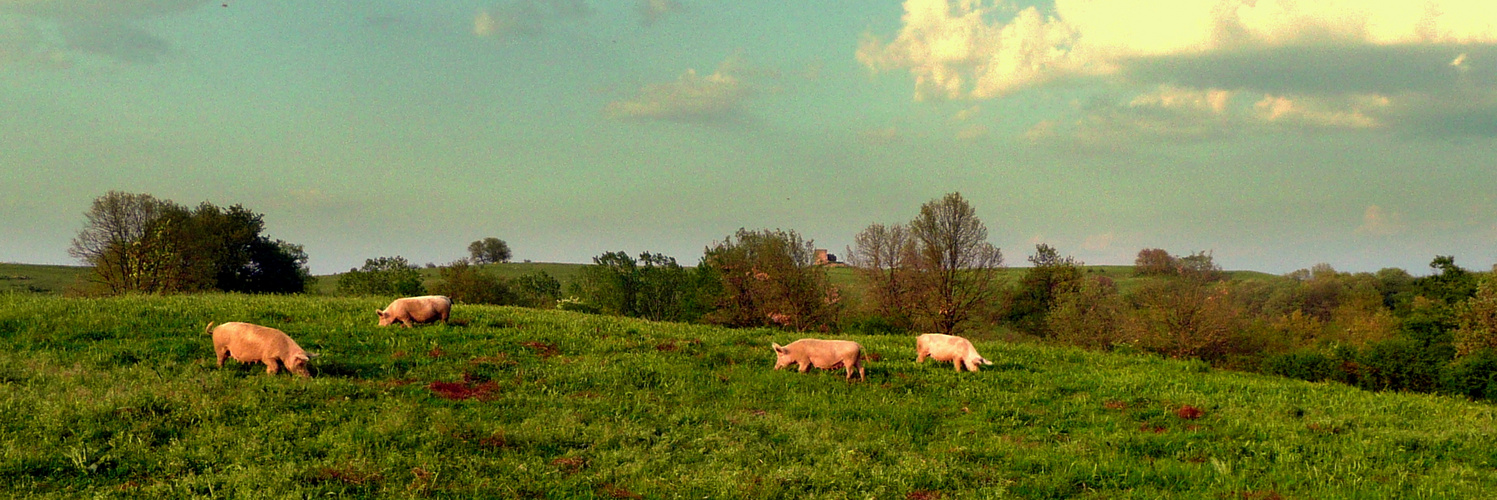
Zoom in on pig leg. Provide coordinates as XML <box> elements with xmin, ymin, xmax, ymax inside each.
<box><xmin>401</xmin><ymin>318</ymin><xmax>415</xmax><ymax>328</ymax></box>
<box><xmin>265</xmin><ymin>359</ymin><xmax>280</xmax><ymax>375</ymax></box>
<box><xmin>797</xmin><ymin>362</ymin><xmax>810</xmax><ymax>373</ymax></box>
<box><xmin>216</xmin><ymin>347</ymin><xmax>229</xmax><ymax>368</ymax></box>
<box><xmin>857</xmin><ymin>360</ymin><xmax>866</xmax><ymax>381</ymax></box>
<box><xmin>916</xmin><ymin>346</ymin><xmax>928</xmax><ymax>363</ymax></box>
<box><xmin>952</xmin><ymin>359</ymin><xmax>963</xmax><ymax>372</ymax></box>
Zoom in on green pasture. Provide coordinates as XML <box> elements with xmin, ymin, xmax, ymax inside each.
<box><xmin>1</xmin><ymin>293</ymin><xmax>1493</xmax><ymax>498</ymax></box>
<box><xmin>0</xmin><ymin>263</ymin><xmax>88</xmax><ymax>295</ymax></box>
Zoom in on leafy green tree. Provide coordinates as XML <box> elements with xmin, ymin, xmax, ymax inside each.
<box><xmin>1005</xmin><ymin>244</ymin><xmax>1084</xmax><ymax>336</ymax></box>
<box><xmin>908</xmin><ymin>192</ymin><xmax>1003</xmax><ymax>334</ymax></box>
<box><xmin>572</xmin><ymin>251</ymin><xmax>702</xmax><ymax>322</ymax></box>
<box><xmin>1047</xmin><ymin>276</ymin><xmax>1127</xmax><ymax>350</ymax></box>
<box><xmin>1416</xmin><ymin>255</ymin><xmax>1477</xmax><ymax>305</ymax></box>
<box><xmin>513</xmin><ymin>271</ymin><xmax>563</xmax><ymax>308</ymax></box>
<box><xmin>467</xmin><ymin>237</ymin><xmax>512</xmax><ymax>264</ymax></box>
<box><xmin>68</xmin><ymin>191</ymin><xmax>309</xmax><ymax>294</ymax></box>
<box><xmin>1454</xmin><ymin>275</ymin><xmax>1497</xmax><ymax>357</ymax></box>
<box><xmin>338</xmin><ymin>256</ymin><xmax>425</xmax><ymax>296</ymax></box>
<box><xmin>701</xmin><ymin>228</ymin><xmax>839</xmax><ymax>330</ymax></box>
<box><xmin>430</xmin><ymin>260</ymin><xmax>512</xmax><ymax>304</ymax></box>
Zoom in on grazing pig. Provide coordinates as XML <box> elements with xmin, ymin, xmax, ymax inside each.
<box><xmin>208</xmin><ymin>322</ymin><xmax>316</xmax><ymax>377</ymax></box>
<box><xmin>771</xmin><ymin>339</ymin><xmax>866</xmax><ymax>381</ymax></box>
<box><xmin>915</xmin><ymin>333</ymin><xmax>992</xmax><ymax>372</ymax></box>
<box><xmin>376</xmin><ymin>295</ymin><xmax>452</xmax><ymax>327</ymax></box>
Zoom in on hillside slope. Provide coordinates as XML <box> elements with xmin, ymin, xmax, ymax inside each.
<box><xmin>0</xmin><ymin>294</ymin><xmax>1492</xmax><ymax>498</ymax></box>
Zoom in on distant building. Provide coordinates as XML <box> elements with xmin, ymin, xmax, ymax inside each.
<box><xmin>813</xmin><ymin>249</ymin><xmax>844</xmax><ymax>267</ymax></box>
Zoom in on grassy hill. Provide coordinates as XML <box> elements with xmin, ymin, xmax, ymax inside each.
<box><xmin>1</xmin><ymin>293</ymin><xmax>1493</xmax><ymax>498</ymax></box>
<box><xmin>0</xmin><ymin>263</ymin><xmax>89</xmax><ymax>294</ymax></box>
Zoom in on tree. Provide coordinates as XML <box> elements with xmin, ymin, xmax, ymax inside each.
<box><xmin>512</xmin><ymin>271</ymin><xmax>563</xmax><ymax>308</ymax></box>
<box><xmin>1005</xmin><ymin>244</ymin><xmax>1084</xmax><ymax>336</ymax></box>
<box><xmin>1453</xmin><ymin>274</ymin><xmax>1497</xmax><ymax>357</ymax></box>
<box><xmin>847</xmin><ymin>223</ymin><xmax>920</xmax><ymax>329</ymax></box>
<box><xmin>68</xmin><ymin>191</ymin><xmax>310</xmax><ymax>294</ymax></box>
<box><xmin>1134</xmin><ymin>248</ymin><xmax>1177</xmax><ymax>277</ymax></box>
<box><xmin>68</xmin><ymin>192</ymin><xmax>181</xmax><ymax>293</ymax></box>
<box><xmin>908</xmin><ymin>192</ymin><xmax>1004</xmax><ymax>335</ymax></box>
<box><xmin>430</xmin><ymin>260</ymin><xmax>511</xmax><ymax>304</ymax></box>
<box><xmin>468</xmin><ymin>237</ymin><xmax>512</xmax><ymax>264</ymax></box>
<box><xmin>338</xmin><ymin>256</ymin><xmax>425</xmax><ymax>296</ymax></box>
<box><xmin>701</xmin><ymin>228</ymin><xmax>840</xmax><ymax>330</ymax></box>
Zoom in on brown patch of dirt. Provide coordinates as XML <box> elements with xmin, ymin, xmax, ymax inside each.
<box><xmin>906</xmin><ymin>490</ymin><xmax>944</xmax><ymax>500</ymax></box>
<box><xmin>1103</xmin><ymin>400</ymin><xmax>1128</xmax><ymax>410</ymax></box>
<box><xmin>312</xmin><ymin>466</ymin><xmax>383</xmax><ymax>485</ymax></box>
<box><xmin>478</xmin><ymin>432</ymin><xmax>508</xmax><ymax>449</ymax></box>
<box><xmin>427</xmin><ymin>346</ymin><xmax>445</xmax><ymax>358</ymax></box>
<box><xmin>1240</xmin><ymin>491</ymin><xmax>1285</xmax><ymax>500</ymax></box>
<box><xmin>865</xmin><ymin>352</ymin><xmax>884</xmax><ymax>362</ymax></box>
<box><xmin>1175</xmin><ymin>405</ymin><xmax>1204</xmax><ymax>420</ymax></box>
<box><xmin>427</xmin><ymin>380</ymin><xmax>500</xmax><ymax>401</ymax></box>
<box><xmin>1139</xmin><ymin>424</ymin><xmax>1167</xmax><ymax>433</ymax></box>
<box><xmin>569</xmin><ymin>391</ymin><xmax>601</xmax><ymax>399</ymax></box>
<box><xmin>655</xmin><ymin>341</ymin><xmax>679</xmax><ymax>352</ymax></box>
<box><xmin>522</xmin><ymin>341</ymin><xmax>560</xmax><ymax>358</ymax></box>
<box><xmin>551</xmin><ymin>456</ymin><xmax>586</xmax><ymax>475</ymax></box>
<box><xmin>601</xmin><ymin>484</ymin><xmax>643</xmax><ymax>499</ymax></box>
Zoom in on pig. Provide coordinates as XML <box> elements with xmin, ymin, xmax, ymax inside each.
<box><xmin>915</xmin><ymin>333</ymin><xmax>992</xmax><ymax>372</ymax></box>
<box><xmin>771</xmin><ymin>339</ymin><xmax>866</xmax><ymax>381</ymax></box>
<box><xmin>376</xmin><ymin>295</ymin><xmax>452</xmax><ymax>327</ymax></box>
<box><xmin>208</xmin><ymin>322</ymin><xmax>316</xmax><ymax>377</ymax></box>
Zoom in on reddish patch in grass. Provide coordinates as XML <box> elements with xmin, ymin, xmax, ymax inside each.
<box><xmin>749</xmin><ymin>409</ymin><xmax>768</xmax><ymax>417</ymax></box>
<box><xmin>366</xmin><ymin>378</ymin><xmax>417</xmax><ymax>388</ymax></box>
<box><xmin>865</xmin><ymin>352</ymin><xmax>884</xmax><ymax>362</ymax></box>
<box><xmin>1175</xmin><ymin>405</ymin><xmax>1204</xmax><ymax>420</ymax></box>
<box><xmin>1139</xmin><ymin>424</ymin><xmax>1167</xmax><ymax>433</ymax></box>
<box><xmin>551</xmin><ymin>457</ymin><xmax>586</xmax><ymax>475</ymax></box>
<box><xmin>478</xmin><ymin>433</ymin><xmax>508</xmax><ymax>449</ymax></box>
<box><xmin>1240</xmin><ymin>491</ymin><xmax>1285</xmax><ymax>500</ymax></box>
<box><xmin>313</xmin><ymin>466</ymin><xmax>383</xmax><ymax>485</ymax></box>
<box><xmin>1103</xmin><ymin>400</ymin><xmax>1128</xmax><ymax>410</ymax></box>
<box><xmin>427</xmin><ymin>346</ymin><xmax>445</xmax><ymax>358</ymax></box>
<box><xmin>655</xmin><ymin>341</ymin><xmax>678</xmax><ymax>352</ymax></box>
<box><xmin>522</xmin><ymin>341</ymin><xmax>560</xmax><ymax>358</ymax></box>
<box><xmin>427</xmin><ymin>380</ymin><xmax>500</xmax><ymax>401</ymax></box>
<box><xmin>601</xmin><ymin>484</ymin><xmax>643</xmax><ymax>499</ymax></box>
<box><xmin>569</xmin><ymin>391</ymin><xmax>601</xmax><ymax>399</ymax></box>
<box><xmin>907</xmin><ymin>490</ymin><xmax>944</xmax><ymax>500</ymax></box>
<box><xmin>391</xmin><ymin>351</ymin><xmax>407</xmax><ymax>359</ymax></box>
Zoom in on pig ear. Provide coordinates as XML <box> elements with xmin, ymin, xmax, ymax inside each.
<box><xmin>375</xmin><ymin>309</ymin><xmax>384</xmax><ymax>317</ymax></box>
<box><xmin>307</xmin><ymin>352</ymin><xmax>321</xmax><ymax>358</ymax></box>
<box><xmin>771</xmin><ymin>342</ymin><xmax>785</xmax><ymax>353</ymax></box>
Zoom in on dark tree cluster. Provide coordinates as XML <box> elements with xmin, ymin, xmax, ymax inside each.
<box><xmin>69</xmin><ymin>191</ymin><xmax>310</xmax><ymax>294</ymax></box>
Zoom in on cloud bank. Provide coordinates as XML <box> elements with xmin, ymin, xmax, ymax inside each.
<box><xmin>860</xmin><ymin>0</ymin><xmax>1497</xmax><ymax>138</ymax></box>
<box><xmin>0</xmin><ymin>0</ymin><xmax>207</xmax><ymax>65</ymax></box>
<box><xmin>604</xmin><ymin>56</ymin><xmax>756</xmax><ymax>123</ymax></box>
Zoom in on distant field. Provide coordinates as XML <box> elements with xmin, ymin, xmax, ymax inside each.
<box><xmin>0</xmin><ymin>263</ymin><xmax>88</xmax><ymax>294</ymax></box>
<box><xmin>1</xmin><ymin>293</ymin><xmax>1493</xmax><ymax>498</ymax></box>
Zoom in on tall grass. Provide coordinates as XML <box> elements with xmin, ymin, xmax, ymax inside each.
<box><xmin>1</xmin><ymin>293</ymin><xmax>1494</xmax><ymax>498</ymax></box>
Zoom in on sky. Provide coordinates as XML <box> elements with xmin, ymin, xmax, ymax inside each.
<box><xmin>2</xmin><ymin>0</ymin><xmax>1496</xmax><ymax>276</ymax></box>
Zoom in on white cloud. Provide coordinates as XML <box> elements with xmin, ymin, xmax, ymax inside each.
<box><xmin>471</xmin><ymin>0</ymin><xmax>590</xmax><ymax>39</ymax></box>
<box><xmin>1356</xmin><ymin>205</ymin><xmax>1405</xmax><ymax>236</ymax></box>
<box><xmin>604</xmin><ymin>56</ymin><xmax>754</xmax><ymax>123</ymax></box>
<box><xmin>862</xmin><ymin>0</ymin><xmax>1497</xmax><ymax>137</ymax></box>
<box><xmin>1081</xmin><ymin>231</ymin><xmax>1115</xmax><ymax>251</ymax></box>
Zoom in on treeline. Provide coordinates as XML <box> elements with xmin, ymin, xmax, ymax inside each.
<box><xmin>68</xmin><ymin>191</ymin><xmax>310</xmax><ymax>294</ymax></box>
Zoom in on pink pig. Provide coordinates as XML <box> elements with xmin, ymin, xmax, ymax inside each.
<box><xmin>208</xmin><ymin>322</ymin><xmax>316</xmax><ymax>377</ymax></box>
<box><xmin>915</xmin><ymin>333</ymin><xmax>992</xmax><ymax>372</ymax></box>
<box><xmin>771</xmin><ymin>339</ymin><xmax>866</xmax><ymax>381</ymax></box>
<box><xmin>376</xmin><ymin>295</ymin><xmax>452</xmax><ymax>327</ymax></box>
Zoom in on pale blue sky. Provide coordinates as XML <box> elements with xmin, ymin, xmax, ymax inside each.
<box><xmin>3</xmin><ymin>0</ymin><xmax>1496</xmax><ymax>275</ymax></box>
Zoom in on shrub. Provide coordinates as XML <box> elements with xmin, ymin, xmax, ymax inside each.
<box><xmin>430</xmin><ymin>260</ymin><xmax>513</xmax><ymax>305</ymax></box>
<box><xmin>1440</xmin><ymin>349</ymin><xmax>1497</xmax><ymax>400</ymax></box>
<box><xmin>1262</xmin><ymin>350</ymin><xmax>1338</xmax><ymax>382</ymax></box>
<box><xmin>338</xmin><ymin>256</ymin><xmax>425</xmax><ymax>296</ymax></box>
<box><xmin>1046</xmin><ymin>276</ymin><xmax>1125</xmax><ymax>350</ymax></box>
<box><xmin>513</xmin><ymin>271</ymin><xmax>562</xmax><ymax>309</ymax></box>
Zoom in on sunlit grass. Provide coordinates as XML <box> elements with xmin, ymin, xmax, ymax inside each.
<box><xmin>0</xmin><ymin>293</ymin><xmax>1493</xmax><ymax>498</ymax></box>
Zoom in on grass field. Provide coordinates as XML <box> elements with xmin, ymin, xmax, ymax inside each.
<box><xmin>2</xmin><ymin>292</ymin><xmax>1493</xmax><ymax>498</ymax></box>
<box><xmin>0</xmin><ymin>263</ymin><xmax>89</xmax><ymax>295</ymax></box>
